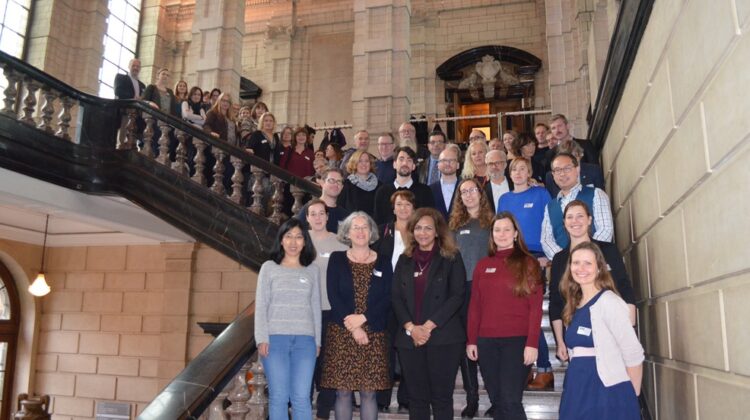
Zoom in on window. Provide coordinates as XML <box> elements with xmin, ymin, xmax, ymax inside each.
<box><xmin>0</xmin><ymin>262</ymin><xmax>20</xmax><ymax>420</ymax></box>
<box><xmin>0</xmin><ymin>0</ymin><xmax>31</xmax><ymax>58</ymax></box>
<box><xmin>98</xmin><ymin>0</ymin><xmax>142</xmax><ymax>98</ymax></box>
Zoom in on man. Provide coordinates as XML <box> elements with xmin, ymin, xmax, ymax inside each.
<box><xmin>114</xmin><ymin>58</ymin><xmax>145</xmax><ymax>100</ymax></box>
<box><xmin>417</xmin><ymin>131</ymin><xmax>447</xmax><ymax>185</ymax></box>
<box><xmin>544</xmin><ymin>140</ymin><xmax>605</xmax><ymax>197</ymax></box>
<box><xmin>297</xmin><ymin>168</ymin><xmax>351</xmax><ymax>233</ymax></box>
<box><xmin>339</xmin><ymin>130</ymin><xmax>370</xmax><ymax>172</ymax></box>
<box><xmin>375</xmin><ymin>133</ymin><xmax>397</xmax><ymax>184</ymax></box>
<box><xmin>397</xmin><ymin>122</ymin><xmax>418</xmax><ymax>150</ymax></box>
<box><xmin>543</xmin><ymin>114</ymin><xmax>599</xmax><ymax>170</ymax></box>
<box><xmin>540</xmin><ymin>152</ymin><xmax>614</xmax><ymax>259</ymax></box>
<box><xmin>487</xmin><ymin>138</ymin><xmax>504</xmax><ymax>151</ymax></box>
<box><xmin>532</xmin><ymin>122</ymin><xmax>551</xmax><ymax>169</ymax></box>
<box><xmin>373</xmin><ymin>146</ymin><xmax>435</xmax><ymax>225</ymax></box>
<box><xmin>468</xmin><ymin>129</ymin><xmax>486</xmax><ymax>143</ymax></box>
<box><xmin>429</xmin><ymin>144</ymin><xmax>461</xmax><ymax>219</ymax></box>
<box><xmin>483</xmin><ymin>150</ymin><xmax>512</xmax><ymax>213</ymax></box>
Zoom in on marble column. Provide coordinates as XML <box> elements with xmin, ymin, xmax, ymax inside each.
<box><xmin>351</xmin><ymin>0</ymin><xmax>411</xmax><ymax>135</ymax></box>
<box><xmin>261</xmin><ymin>3</ymin><xmax>296</xmax><ymax>126</ymax></box>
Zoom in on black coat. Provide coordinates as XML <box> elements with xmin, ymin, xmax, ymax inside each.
<box><xmin>373</xmin><ymin>182</ymin><xmax>435</xmax><ymax>225</ymax></box>
<box><xmin>391</xmin><ymin>251</ymin><xmax>467</xmax><ymax>349</ymax></box>
<box><xmin>114</xmin><ymin>73</ymin><xmax>145</xmax><ymax>99</ymax></box>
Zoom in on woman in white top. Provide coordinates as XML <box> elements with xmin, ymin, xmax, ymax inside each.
<box><xmin>372</xmin><ymin>190</ymin><xmax>416</xmax><ymax>271</ymax></box>
<box><xmin>182</xmin><ymin>86</ymin><xmax>206</xmax><ymax>128</ymax></box>
<box><xmin>558</xmin><ymin>242</ymin><xmax>644</xmax><ymax>420</ymax></box>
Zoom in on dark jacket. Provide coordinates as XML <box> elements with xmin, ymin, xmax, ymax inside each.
<box><xmin>429</xmin><ymin>179</ymin><xmax>458</xmax><ymax>220</ymax></box>
<box><xmin>114</xmin><ymin>73</ymin><xmax>145</xmax><ymax>99</ymax></box>
<box><xmin>337</xmin><ymin>178</ymin><xmax>381</xmax><ymax>216</ymax></box>
<box><xmin>327</xmin><ymin>251</ymin><xmax>393</xmax><ymax>332</ymax></box>
<box><xmin>373</xmin><ymin>182</ymin><xmax>435</xmax><ymax>225</ymax></box>
<box><xmin>483</xmin><ymin>176</ymin><xmax>513</xmax><ymax>213</ymax></box>
<box><xmin>142</xmin><ymin>85</ymin><xmax>179</xmax><ymax>117</ymax></box>
<box><xmin>392</xmin><ymin>251</ymin><xmax>467</xmax><ymax>348</ymax></box>
<box><xmin>372</xmin><ymin>223</ymin><xmax>397</xmax><ymax>262</ymax></box>
<box><xmin>543</xmin><ymin>138</ymin><xmax>600</xmax><ymax>171</ymax></box>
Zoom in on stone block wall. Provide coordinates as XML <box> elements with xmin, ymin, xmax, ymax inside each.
<box><xmin>601</xmin><ymin>0</ymin><xmax>750</xmax><ymax>416</ymax></box>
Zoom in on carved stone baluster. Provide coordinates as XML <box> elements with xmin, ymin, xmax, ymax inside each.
<box><xmin>156</xmin><ymin>120</ymin><xmax>172</xmax><ymax>165</ymax></box>
<box><xmin>211</xmin><ymin>149</ymin><xmax>226</xmax><ymax>195</ymax></box>
<box><xmin>117</xmin><ymin>108</ymin><xmax>137</xmax><ymax>150</ymax></box>
<box><xmin>249</xmin><ymin>167</ymin><xmax>266</xmax><ymax>216</ymax></box>
<box><xmin>246</xmin><ymin>361</ymin><xmax>268</xmax><ymax>419</ymax></box>
<box><xmin>205</xmin><ymin>378</ymin><xmax>232</xmax><ymax>420</ymax></box>
<box><xmin>140</xmin><ymin>113</ymin><xmax>155</xmax><ymax>157</ymax></box>
<box><xmin>225</xmin><ymin>366</ymin><xmax>251</xmax><ymax>419</ymax></box>
<box><xmin>55</xmin><ymin>96</ymin><xmax>74</xmax><ymax>141</ymax></box>
<box><xmin>172</xmin><ymin>129</ymin><xmax>189</xmax><ymax>176</ymax></box>
<box><xmin>20</xmin><ymin>78</ymin><xmax>40</xmax><ymax>125</ymax></box>
<box><xmin>230</xmin><ymin>156</ymin><xmax>244</xmax><ymax>204</ymax></box>
<box><xmin>290</xmin><ymin>185</ymin><xmax>306</xmax><ymax>216</ymax></box>
<box><xmin>1</xmin><ymin>66</ymin><xmax>20</xmax><ymax>115</ymax></box>
<box><xmin>268</xmin><ymin>176</ymin><xmax>287</xmax><ymax>225</ymax></box>
<box><xmin>191</xmin><ymin>139</ymin><xmax>207</xmax><ymax>186</ymax></box>
<box><xmin>37</xmin><ymin>87</ymin><xmax>56</xmax><ymax>133</ymax></box>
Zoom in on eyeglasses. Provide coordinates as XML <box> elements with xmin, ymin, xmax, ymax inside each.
<box><xmin>469</xmin><ymin>135</ymin><xmax>484</xmax><ymax>141</ymax></box>
<box><xmin>438</xmin><ymin>158</ymin><xmax>458</xmax><ymax>164</ymax></box>
<box><xmin>487</xmin><ymin>160</ymin><xmax>507</xmax><ymax>167</ymax></box>
<box><xmin>460</xmin><ymin>187</ymin><xmax>480</xmax><ymax>196</ymax></box>
<box><xmin>350</xmin><ymin>225</ymin><xmax>370</xmax><ymax>232</ymax></box>
<box><xmin>551</xmin><ymin>165</ymin><xmax>576</xmax><ymax>175</ymax></box>
<box><xmin>325</xmin><ymin>178</ymin><xmax>344</xmax><ymax>185</ymax></box>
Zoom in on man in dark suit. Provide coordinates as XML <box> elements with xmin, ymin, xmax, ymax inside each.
<box><xmin>114</xmin><ymin>58</ymin><xmax>145</xmax><ymax>100</ymax></box>
<box><xmin>417</xmin><ymin>131</ymin><xmax>447</xmax><ymax>185</ymax></box>
<box><xmin>373</xmin><ymin>146</ymin><xmax>434</xmax><ymax>225</ymax></box>
<box><xmin>543</xmin><ymin>113</ymin><xmax>599</xmax><ymax>171</ymax></box>
<box><xmin>429</xmin><ymin>143</ymin><xmax>460</xmax><ymax>220</ymax></box>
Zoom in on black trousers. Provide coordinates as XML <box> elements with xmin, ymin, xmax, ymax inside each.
<box><xmin>315</xmin><ymin>310</ymin><xmax>335</xmax><ymax>418</ymax></box>
<box><xmin>398</xmin><ymin>342</ymin><xmax>463</xmax><ymax>420</ymax></box>
<box><xmin>460</xmin><ymin>280</ymin><xmax>479</xmax><ymax>404</ymax></box>
<box><xmin>477</xmin><ymin>336</ymin><xmax>529</xmax><ymax>420</ymax></box>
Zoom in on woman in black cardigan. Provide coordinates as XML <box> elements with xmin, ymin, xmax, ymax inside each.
<box><xmin>392</xmin><ymin>207</ymin><xmax>466</xmax><ymax>420</ymax></box>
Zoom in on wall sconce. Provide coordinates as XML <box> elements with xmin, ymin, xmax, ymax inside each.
<box><xmin>29</xmin><ymin>215</ymin><xmax>51</xmax><ymax>297</ymax></box>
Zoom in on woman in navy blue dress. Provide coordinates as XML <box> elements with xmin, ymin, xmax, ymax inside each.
<box><xmin>558</xmin><ymin>242</ymin><xmax>644</xmax><ymax>420</ymax></box>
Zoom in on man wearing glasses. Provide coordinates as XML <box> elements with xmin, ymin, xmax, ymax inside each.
<box><xmin>417</xmin><ymin>131</ymin><xmax>448</xmax><ymax>185</ymax></box>
<box><xmin>375</xmin><ymin>133</ymin><xmax>397</xmax><ymax>184</ymax></box>
<box><xmin>483</xmin><ymin>150</ymin><xmax>512</xmax><ymax>213</ymax></box>
<box><xmin>540</xmin><ymin>152</ymin><xmax>613</xmax><ymax>259</ymax></box>
<box><xmin>429</xmin><ymin>143</ymin><xmax>461</xmax><ymax>219</ymax></box>
<box><xmin>297</xmin><ymin>168</ymin><xmax>351</xmax><ymax>233</ymax></box>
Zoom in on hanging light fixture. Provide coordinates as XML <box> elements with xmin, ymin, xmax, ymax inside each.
<box><xmin>29</xmin><ymin>214</ymin><xmax>51</xmax><ymax>297</ymax></box>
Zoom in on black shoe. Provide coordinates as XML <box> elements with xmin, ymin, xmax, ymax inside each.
<box><xmin>379</xmin><ymin>405</ymin><xmax>389</xmax><ymax>413</ymax></box>
<box><xmin>461</xmin><ymin>402</ymin><xmax>478</xmax><ymax>418</ymax></box>
<box><xmin>484</xmin><ymin>404</ymin><xmax>496</xmax><ymax>418</ymax></box>
<box><xmin>397</xmin><ymin>404</ymin><xmax>409</xmax><ymax>414</ymax></box>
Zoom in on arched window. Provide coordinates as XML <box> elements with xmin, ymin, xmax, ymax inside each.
<box><xmin>0</xmin><ymin>261</ymin><xmax>20</xmax><ymax>420</ymax></box>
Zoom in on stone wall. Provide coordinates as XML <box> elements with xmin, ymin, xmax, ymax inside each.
<box><xmin>601</xmin><ymin>0</ymin><xmax>750</xmax><ymax>417</ymax></box>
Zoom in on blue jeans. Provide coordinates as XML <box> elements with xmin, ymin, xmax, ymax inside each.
<box><xmin>261</xmin><ymin>334</ymin><xmax>317</xmax><ymax>420</ymax></box>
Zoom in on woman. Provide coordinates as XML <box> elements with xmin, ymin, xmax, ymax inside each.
<box><xmin>466</xmin><ymin>212</ymin><xmax>543</xmax><ymax>420</ymax></box>
<box><xmin>503</xmin><ymin>130</ymin><xmax>519</xmax><ymax>160</ymax></box>
<box><xmin>281</xmin><ymin>127</ymin><xmax>316</xmax><ymax>178</ymax></box>
<box><xmin>322</xmin><ymin>212</ymin><xmax>393</xmax><ymax>420</ymax></box>
<box><xmin>549</xmin><ymin>200</ymin><xmax>636</xmax><ymax>362</ymax></box>
<box><xmin>373</xmin><ymin>190</ymin><xmax>416</xmax><ymax>271</ymax></box>
<box><xmin>306</xmin><ymin>199</ymin><xmax>349</xmax><ymax>420</ymax></box>
<box><xmin>204</xmin><ymin>92</ymin><xmax>238</xmax><ymax>145</ymax></box>
<box><xmin>142</xmin><ymin>68</ymin><xmax>178</xmax><ymax>117</ymax></box>
<box><xmin>273</xmin><ymin>125</ymin><xmax>294</xmax><ymax>165</ymax></box>
<box><xmin>182</xmin><ymin>86</ymin><xmax>206</xmax><ymax>128</ymax></box>
<box><xmin>511</xmin><ymin>134</ymin><xmax>545</xmax><ymax>184</ymax></box>
<box><xmin>325</xmin><ymin>143</ymin><xmax>343</xmax><ymax>169</ymax></box>
<box><xmin>461</xmin><ymin>140</ymin><xmax>489</xmax><ymax>186</ymax></box>
<box><xmin>254</xmin><ymin>218</ymin><xmax>321</xmax><ymax>420</ymax></box>
<box><xmin>498</xmin><ymin>157</ymin><xmax>553</xmax><ymax>390</ymax></box>
<box><xmin>392</xmin><ymin>208</ymin><xmax>466</xmax><ymax>420</ymax></box>
<box><xmin>448</xmin><ymin>178</ymin><xmax>494</xmax><ymax>418</ymax></box>
<box><xmin>245</xmin><ymin>111</ymin><xmax>275</xmax><ymax>161</ymax></box>
<box><xmin>250</xmin><ymin>101</ymin><xmax>269</xmax><ymax>131</ymax></box>
<box><xmin>336</xmin><ymin>150</ymin><xmax>381</xmax><ymax>216</ymax></box>
<box><xmin>174</xmin><ymin>80</ymin><xmax>189</xmax><ymax>103</ymax></box>
<box><xmin>558</xmin><ymin>242</ymin><xmax>644</xmax><ymax>420</ymax></box>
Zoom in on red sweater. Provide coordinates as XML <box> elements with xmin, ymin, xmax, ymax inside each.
<box><xmin>281</xmin><ymin>147</ymin><xmax>315</xmax><ymax>178</ymax></box>
<box><xmin>467</xmin><ymin>248</ymin><xmax>543</xmax><ymax>348</ymax></box>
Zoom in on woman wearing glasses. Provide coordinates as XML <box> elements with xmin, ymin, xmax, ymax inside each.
<box><xmin>392</xmin><ymin>208</ymin><xmax>466</xmax><ymax>420</ymax></box>
<box><xmin>322</xmin><ymin>212</ymin><xmax>393</xmax><ymax>420</ymax></box>
<box><xmin>448</xmin><ymin>178</ymin><xmax>494</xmax><ymax>418</ymax></box>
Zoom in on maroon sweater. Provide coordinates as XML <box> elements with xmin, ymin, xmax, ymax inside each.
<box><xmin>467</xmin><ymin>248</ymin><xmax>543</xmax><ymax>348</ymax></box>
<box><xmin>281</xmin><ymin>147</ymin><xmax>315</xmax><ymax>178</ymax></box>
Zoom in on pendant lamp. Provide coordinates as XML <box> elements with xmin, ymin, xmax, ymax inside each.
<box><xmin>29</xmin><ymin>215</ymin><xmax>51</xmax><ymax>297</ymax></box>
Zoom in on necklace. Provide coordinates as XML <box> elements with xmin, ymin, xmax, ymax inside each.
<box><xmin>415</xmin><ymin>260</ymin><xmax>430</xmax><ymax>276</ymax></box>
<box><xmin>348</xmin><ymin>249</ymin><xmax>371</xmax><ymax>263</ymax></box>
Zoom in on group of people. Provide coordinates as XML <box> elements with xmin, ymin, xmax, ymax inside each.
<box><xmin>253</xmin><ymin>114</ymin><xmax>645</xmax><ymax>420</ymax></box>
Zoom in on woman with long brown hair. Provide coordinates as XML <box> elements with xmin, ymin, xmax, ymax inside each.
<box><xmin>448</xmin><ymin>178</ymin><xmax>494</xmax><ymax>418</ymax></box>
<box><xmin>466</xmin><ymin>212</ymin><xmax>543</xmax><ymax>420</ymax></box>
<box><xmin>558</xmin><ymin>242</ymin><xmax>643</xmax><ymax>420</ymax></box>
<box><xmin>392</xmin><ymin>208</ymin><xmax>466</xmax><ymax>420</ymax></box>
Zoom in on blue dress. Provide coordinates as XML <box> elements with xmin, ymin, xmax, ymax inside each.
<box><xmin>559</xmin><ymin>291</ymin><xmax>640</xmax><ymax>420</ymax></box>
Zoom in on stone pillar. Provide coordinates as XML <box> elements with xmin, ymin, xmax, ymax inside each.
<box><xmin>408</xmin><ymin>10</ymin><xmax>439</xmax><ymax>118</ymax></box>
<box><xmin>156</xmin><ymin>243</ymin><xmax>196</xmax><ymax>390</ymax></box>
<box><xmin>260</xmin><ymin>2</ymin><xmax>296</xmax><ymax>125</ymax></box>
<box><xmin>351</xmin><ymin>0</ymin><xmax>411</xmax><ymax>136</ymax></box>
<box><xmin>187</xmin><ymin>0</ymin><xmax>245</xmax><ymax>97</ymax></box>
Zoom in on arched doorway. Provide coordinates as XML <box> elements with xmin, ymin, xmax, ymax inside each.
<box><xmin>0</xmin><ymin>261</ymin><xmax>20</xmax><ymax>419</ymax></box>
<box><xmin>436</xmin><ymin>45</ymin><xmax>542</xmax><ymax>142</ymax></box>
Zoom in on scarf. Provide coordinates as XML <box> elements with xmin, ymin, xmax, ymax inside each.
<box><xmin>348</xmin><ymin>173</ymin><xmax>379</xmax><ymax>192</ymax></box>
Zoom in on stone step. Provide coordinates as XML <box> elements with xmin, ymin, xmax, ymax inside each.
<box><xmin>453</xmin><ymin>366</ymin><xmax>567</xmax><ymax>391</ymax></box>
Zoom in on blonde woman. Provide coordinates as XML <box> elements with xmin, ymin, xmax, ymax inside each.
<box><xmin>461</xmin><ymin>140</ymin><xmax>489</xmax><ymax>186</ymax></box>
<box><xmin>336</xmin><ymin>150</ymin><xmax>381</xmax><ymax>216</ymax></box>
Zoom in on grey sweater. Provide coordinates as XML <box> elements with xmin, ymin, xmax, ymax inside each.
<box><xmin>311</xmin><ymin>233</ymin><xmax>349</xmax><ymax>311</ymax></box>
<box><xmin>254</xmin><ymin>261</ymin><xmax>322</xmax><ymax>346</ymax></box>
<box><xmin>454</xmin><ymin>218</ymin><xmax>490</xmax><ymax>282</ymax></box>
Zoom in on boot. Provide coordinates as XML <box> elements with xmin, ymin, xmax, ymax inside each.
<box><xmin>460</xmin><ymin>401</ymin><xmax>478</xmax><ymax>419</ymax></box>
<box><xmin>527</xmin><ymin>372</ymin><xmax>554</xmax><ymax>390</ymax></box>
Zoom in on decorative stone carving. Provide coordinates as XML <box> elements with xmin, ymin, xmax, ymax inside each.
<box><xmin>475</xmin><ymin>55</ymin><xmax>501</xmax><ymax>98</ymax></box>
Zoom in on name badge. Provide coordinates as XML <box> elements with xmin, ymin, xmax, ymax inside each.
<box><xmin>304</xmin><ymin>156</ymin><xmax>311</xmax><ymax>161</ymax></box>
<box><xmin>413</xmin><ymin>272</ymin><xmax>420</xmax><ymax>277</ymax></box>
<box><xmin>319</xmin><ymin>252</ymin><xmax>331</xmax><ymax>258</ymax></box>
<box><xmin>299</xmin><ymin>277</ymin><xmax>308</xmax><ymax>284</ymax></box>
<box><xmin>373</xmin><ymin>269</ymin><xmax>383</xmax><ymax>277</ymax></box>
<box><xmin>485</xmin><ymin>267</ymin><xmax>497</xmax><ymax>273</ymax></box>
<box><xmin>577</xmin><ymin>326</ymin><xmax>591</xmax><ymax>336</ymax></box>
<box><xmin>261</xmin><ymin>139</ymin><xmax>268</xmax><ymax>144</ymax></box>
<box><xmin>524</xmin><ymin>202</ymin><xmax>534</xmax><ymax>208</ymax></box>
<box><xmin>606</xmin><ymin>264</ymin><xmax>612</xmax><ymax>271</ymax></box>
<box><xmin>460</xmin><ymin>229</ymin><xmax>471</xmax><ymax>235</ymax></box>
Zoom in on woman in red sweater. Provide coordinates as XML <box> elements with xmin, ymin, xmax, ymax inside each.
<box><xmin>466</xmin><ymin>211</ymin><xmax>543</xmax><ymax>420</ymax></box>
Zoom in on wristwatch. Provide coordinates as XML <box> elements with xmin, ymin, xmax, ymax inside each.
<box><xmin>405</xmin><ymin>326</ymin><xmax>413</xmax><ymax>336</ymax></box>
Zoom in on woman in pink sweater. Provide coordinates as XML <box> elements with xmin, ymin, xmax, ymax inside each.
<box><xmin>466</xmin><ymin>211</ymin><xmax>543</xmax><ymax>420</ymax></box>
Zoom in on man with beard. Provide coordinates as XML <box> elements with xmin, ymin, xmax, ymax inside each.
<box><xmin>483</xmin><ymin>150</ymin><xmax>513</xmax><ymax>213</ymax></box>
<box><xmin>429</xmin><ymin>143</ymin><xmax>461</xmax><ymax>219</ymax></box>
<box><xmin>373</xmin><ymin>146</ymin><xmax>435</xmax><ymax>225</ymax></box>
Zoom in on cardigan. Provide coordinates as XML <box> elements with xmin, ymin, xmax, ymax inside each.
<box><xmin>587</xmin><ymin>290</ymin><xmax>645</xmax><ymax>386</ymax></box>
<box><xmin>326</xmin><ymin>251</ymin><xmax>393</xmax><ymax>332</ymax></box>
<box><xmin>391</xmin><ymin>251</ymin><xmax>466</xmax><ymax>349</ymax></box>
